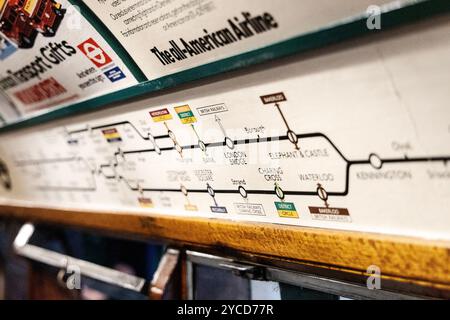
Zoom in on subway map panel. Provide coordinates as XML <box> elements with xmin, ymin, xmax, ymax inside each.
<box><xmin>0</xmin><ymin>19</ymin><xmax>449</xmax><ymax>240</ymax></box>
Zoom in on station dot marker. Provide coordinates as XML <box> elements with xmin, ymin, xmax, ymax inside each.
<box><xmin>207</xmin><ymin>184</ymin><xmax>215</xmax><ymax>197</ymax></box>
<box><xmin>369</xmin><ymin>153</ymin><xmax>383</xmax><ymax>170</ymax></box>
<box><xmin>225</xmin><ymin>137</ymin><xmax>235</xmax><ymax>150</ymax></box>
<box><xmin>238</xmin><ymin>186</ymin><xmax>248</xmax><ymax>199</ymax></box>
<box><xmin>181</xmin><ymin>185</ymin><xmax>188</xmax><ymax>197</ymax></box>
<box><xmin>274</xmin><ymin>183</ymin><xmax>285</xmax><ymax>200</ymax></box>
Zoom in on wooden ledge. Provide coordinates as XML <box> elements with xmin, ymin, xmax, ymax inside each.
<box><xmin>0</xmin><ymin>204</ymin><xmax>449</xmax><ymax>295</ymax></box>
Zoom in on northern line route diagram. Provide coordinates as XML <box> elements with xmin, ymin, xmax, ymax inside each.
<box><xmin>10</xmin><ymin>111</ymin><xmax>450</xmax><ymax>200</ymax></box>
<box><xmin>1</xmin><ymin>88</ymin><xmax>450</xmax><ymax>239</ymax></box>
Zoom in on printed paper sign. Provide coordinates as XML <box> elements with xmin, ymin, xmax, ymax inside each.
<box><xmin>81</xmin><ymin>0</ymin><xmax>390</xmax><ymax>79</ymax></box>
<box><xmin>175</xmin><ymin>105</ymin><xmax>196</xmax><ymax>124</ymax></box>
<box><xmin>150</xmin><ymin>108</ymin><xmax>173</xmax><ymax>122</ymax></box>
<box><xmin>102</xmin><ymin>128</ymin><xmax>122</xmax><ymax>143</ymax></box>
<box><xmin>0</xmin><ymin>0</ymin><xmax>137</xmax><ymax>124</ymax></box>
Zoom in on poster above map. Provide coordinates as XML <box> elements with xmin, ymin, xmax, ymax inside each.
<box><xmin>0</xmin><ymin>0</ymin><xmax>137</xmax><ymax>121</ymax></box>
<box><xmin>0</xmin><ymin>0</ymin><xmax>429</xmax><ymax>126</ymax></box>
<box><xmin>81</xmin><ymin>0</ymin><xmax>390</xmax><ymax>79</ymax></box>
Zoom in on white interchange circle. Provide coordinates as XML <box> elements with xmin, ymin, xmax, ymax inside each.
<box><xmin>274</xmin><ymin>184</ymin><xmax>285</xmax><ymax>200</ymax></box>
<box><xmin>225</xmin><ymin>137</ymin><xmax>235</xmax><ymax>150</ymax></box>
<box><xmin>317</xmin><ymin>185</ymin><xmax>329</xmax><ymax>202</ymax></box>
<box><xmin>369</xmin><ymin>153</ymin><xmax>383</xmax><ymax>170</ymax></box>
<box><xmin>198</xmin><ymin>140</ymin><xmax>207</xmax><ymax>152</ymax></box>
<box><xmin>168</xmin><ymin>130</ymin><xmax>176</xmax><ymax>141</ymax></box>
<box><xmin>238</xmin><ymin>186</ymin><xmax>248</xmax><ymax>199</ymax></box>
<box><xmin>287</xmin><ymin>130</ymin><xmax>299</xmax><ymax>145</ymax></box>
<box><xmin>207</xmin><ymin>184</ymin><xmax>215</xmax><ymax>197</ymax></box>
<box><xmin>175</xmin><ymin>144</ymin><xmax>183</xmax><ymax>155</ymax></box>
<box><xmin>149</xmin><ymin>134</ymin><xmax>162</xmax><ymax>155</ymax></box>
<box><xmin>181</xmin><ymin>185</ymin><xmax>188</xmax><ymax>197</ymax></box>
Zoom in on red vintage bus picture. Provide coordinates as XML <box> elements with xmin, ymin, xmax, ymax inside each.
<box><xmin>0</xmin><ymin>0</ymin><xmax>65</xmax><ymax>48</ymax></box>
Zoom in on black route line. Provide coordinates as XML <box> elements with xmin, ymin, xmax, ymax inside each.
<box><xmin>13</xmin><ymin>132</ymin><xmax>450</xmax><ymax>198</ymax></box>
<box><xmin>67</xmin><ymin>121</ymin><xmax>169</xmax><ymax>140</ymax></box>
<box><xmin>15</xmin><ymin>157</ymin><xmax>82</xmax><ymax>167</ymax></box>
<box><xmin>112</xmin><ymin>133</ymin><xmax>343</xmax><ymax>158</ymax></box>
<box><xmin>36</xmin><ymin>186</ymin><xmax>97</xmax><ymax>192</ymax></box>
<box><xmin>15</xmin><ymin>157</ymin><xmax>97</xmax><ymax>192</ymax></box>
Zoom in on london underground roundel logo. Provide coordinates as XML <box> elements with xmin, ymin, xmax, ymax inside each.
<box><xmin>77</xmin><ymin>38</ymin><xmax>112</xmax><ymax>68</ymax></box>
